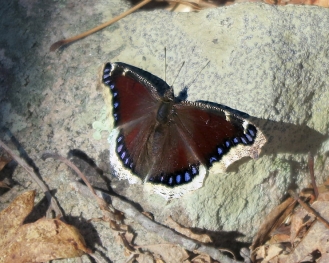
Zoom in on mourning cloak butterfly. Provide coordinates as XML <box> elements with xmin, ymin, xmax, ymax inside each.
<box><xmin>101</xmin><ymin>62</ymin><xmax>266</xmax><ymax>199</ymax></box>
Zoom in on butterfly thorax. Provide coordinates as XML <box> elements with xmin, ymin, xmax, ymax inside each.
<box><xmin>156</xmin><ymin>99</ymin><xmax>174</xmax><ymax>124</ymax></box>
<box><xmin>155</xmin><ymin>86</ymin><xmax>174</xmax><ymax>122</ymax></box>
<box><xmin>149</xmin><ymin>96</ymin><xmax>175</xmax><ymax>162</ymax></box>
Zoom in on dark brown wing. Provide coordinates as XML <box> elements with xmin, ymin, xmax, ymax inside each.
<box><xmin>145</xmin><ymin>102</ymin><xmax>258</xmax><ymax>186</ymax></box>
<box><xmin>103</xmin><ymin>62</ymin><xmax>167</xmax><ymax>179</ymax></box>
<box><xmin>173</xmin><ymin>102</ymin><xmax>257</xmax><ymax>166</ymax></box>
<box><xmin>103</xmin><ymin>63</ymin><xmax>161</xmax><ymax>127</ymax></box>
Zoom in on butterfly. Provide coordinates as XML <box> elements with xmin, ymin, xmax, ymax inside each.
<box><xmin>101</xmin><ymin>62</ymin><xmax>266</xmax><ymax>199</ymax></box>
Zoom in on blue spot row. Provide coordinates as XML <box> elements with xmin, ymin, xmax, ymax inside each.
<box><xmin>102</xmin><ymin>65</ymin><xmax>120</xmax><ymax>124</ymax></box>
<box><xmin>116</xmin><ymin>132</ymin><xmax>134</xmax><ymax>170</ymax></box>
<box><xmin>207</xmin><ymin>124</ymin><xmax>258</xmax><ymax>167</ymax></box>
<box><xmin>247</xmin><ymin>125</ymin><xmax>257</xmax><ymax>138</ymax></box>
<box><xmin>148</xmin><ymin>165</ymin><xmax>199</xmax><ymax>187</ymax></box>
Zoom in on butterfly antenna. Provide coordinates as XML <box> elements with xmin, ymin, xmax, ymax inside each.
<box><xmin>164</xmin><ymin>47</ymin><xmax>167</xmax><ymax>82</ymax></box>
<box><xmin>187</xmin><ymin>60</ymin><xmax>210</xmax><ymax>88</ymax></box>
<box><xmin>170</xmin><ymin>61</ymin><xmax>185</xmax><ymax>88</ymax></box>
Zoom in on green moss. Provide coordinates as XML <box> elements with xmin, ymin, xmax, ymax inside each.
<box><xmin>315</xmin><ymin>153</ymin><xmax>326</xmax><ymax>172</ymax></box>
<box><xmin>270</xmin><ymin>158</ymin><xmax>291</xmax><ymax>173</ymax></box>
<box><xmin>92</xmin><ymin>106</ymin><xmax>112</xmax><ymax>140</ymax></box>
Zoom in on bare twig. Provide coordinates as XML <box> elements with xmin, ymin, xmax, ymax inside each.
<box><xmin>119</xmin><ymin>232</ymin><xmax>136</xmax><ymax>252</ymax></box>
<box><xmin>0</xmin><ymin>140</ymin><xmax>63</xmax><ymax>218</ymax></box>
<box><xmin>41</xmin><ymin>152</ymin><xmax>122</xmax><ymax>222</ymax></box>
<box><xmin>42</xmin><ymin>153</ymin><xmax>97</xmax><ymax>196</ymax></box>
<box><xmin>50</xmin><ymin>0</ymin><xmax>153</xmax><ymax>51</ymax></box>
<box><xmin>89</xmin><ymin>251</ymin><xmax>109</xmax><ymax>263</ymax></box>
<box><xmin>167</xmin><ymin>0</ymin><xmax>217</xmax><ymax>9</ymax></box>
<box><xmin>124</xmin><ymin>253</ymin><xmax>138</xmax><ymax>263</ymax></box>
<box><xmin>46</xmin><ymin>151</ymin><xmax>241</xmax><ymax>262</ymax></box>
<box><xmin>71</xmin><ymin>181</ymin><xmax>242</xmax><ymax>263</ymax></box>
<box><xmin>308</xmin><ymin>152</ymin><xmax>318</xmax><ymax>200</ymax></box>
<box><xmin>288</xmin><ymin>190</ymin><xmax>329</xmax><ymax>229</ymax></box>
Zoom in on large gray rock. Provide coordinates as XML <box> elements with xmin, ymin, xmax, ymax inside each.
<box><xmin>1</xmin><ymin>0</ymin><xmax>329</xmax><ymax>261</ymax></box>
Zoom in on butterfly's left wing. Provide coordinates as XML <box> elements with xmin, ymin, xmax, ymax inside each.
<box><xmin>171</xmin><ymin>101</ymin><xmax>266</xmax><ymax>169</ymax></box>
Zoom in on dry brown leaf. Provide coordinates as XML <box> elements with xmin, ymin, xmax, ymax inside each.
<box><xmin>254</xmin><ymin>245</ymin><xmax>266</xmax><ymax>262</ymax></box>
<box><xmin>0</xmin><ymin>154</ymin><xmax>12</xmax><ymax>188</ymax></box>
<box><xmin>0</xmin><ymin>181</ymin><xmax>10</xmax><ymax>188</ymax></box>
<box><xmin>141</xmin><ymin>243</ymin><xmax>189</xmax><ymax>263</ymax></box>
<box><xmin>118</xmin><ymin>231</ymin><xmax>136</xmax><ymax>254</ymax></box>
<box><xmin>289</xmin><ymin>208</ymin><xmax>315</xmax><ymax>245</ymax></box>
<box><xmin>255</xmin><ymin>191</ymin><xmax>329</xmax><ymax>262</ymax></box>
<box><xmin>110</xmin><ymin>220</ymin><xmax>129</xmax><ymax>232</ymax></box>
<box><xmin>275</xmin><ymin>196</ymin><xmax>329</xmax><ymax>262</ymax></box>
<box><xmin>190</xmin><ymin>253</ymin><xmax>214</xmax><ymax>263</ymax></box>
<box><xmin>254</xmin><ymin>243</ymin><xmax>290</xmax><ymax>262</ymax></box>
<box><xmin>251</xmin><ymin>197</ymin><xmax>296</xmax><ymax>251</ymax></box>
<box><xmin>268</xmin><ymin>233</ymin><xmax>290</xmax><ymax>244</ymax></box>
<box><xmin>264</xmin><ymin>243</ymin><xmax>286</xmax><ymax>262</ymax></box>
<box><xmin>142</xmin><ymin>211</ymin><xmax>154</xmax><ymax>220</ymax></box>
<box><xmin>0</xmin><ymin>155</ymin><xmax>11</xmax><ymax>171</ymax></box>
<box><xmin>0</xmin><ymin>191</ymin><xmax>36</xmax><ymax>234</ymax></box>
<box><xmin>125</xmin><ymin>231</ymin><xmax>135</xmax><ymax>244</ymax></box>
<box><xmin>0</xmin><ymin>191</ymin><xmax>91</xmax><ymax>263</ymax></box>
<box><xmin>165</xmin><ymin>216</ymin><xmax>212</xmax><ymax>243</ymax></box>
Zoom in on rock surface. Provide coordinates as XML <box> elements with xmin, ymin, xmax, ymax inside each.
<box><xmin>1</xmin><ymin>0</ymin><xmax>329</xmax><ymax>262</ymax></box>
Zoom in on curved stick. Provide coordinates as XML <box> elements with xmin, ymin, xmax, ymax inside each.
<box><xmin>50</xmin><ymin>0</ymin><xmax>153</xmax><ymax>51</ymax></box>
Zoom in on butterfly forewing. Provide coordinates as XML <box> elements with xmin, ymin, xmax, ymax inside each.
<box><xmin>110</xmin><ymin>74</ymin><xmax>160</xmax><ymax>127</ymax></box>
